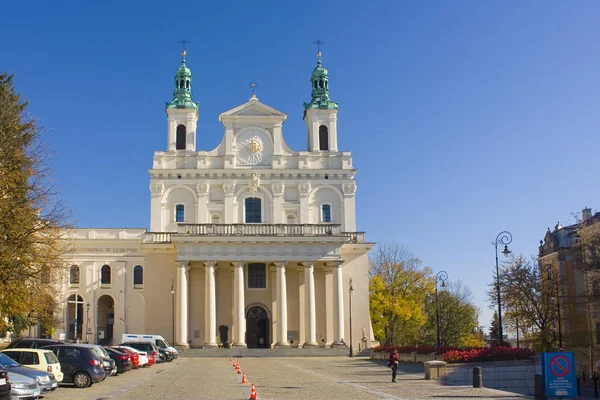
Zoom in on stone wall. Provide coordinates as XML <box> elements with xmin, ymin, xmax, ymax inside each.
<box><xmin>445</xmin><ymin>358</ymin><xmax>540</xmax><ymax>396</ymax></box>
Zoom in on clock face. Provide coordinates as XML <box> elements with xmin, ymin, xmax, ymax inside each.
<box><xmin>235</xmin><ymin>129</ymin><xmax>271</xmax><ymax>166</ymax></box>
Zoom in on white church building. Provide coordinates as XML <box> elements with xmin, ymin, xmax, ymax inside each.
<box><xmin>57</xmin><ymin>49</ymin><xmax>374</xmax><ymax>351</ymax></box>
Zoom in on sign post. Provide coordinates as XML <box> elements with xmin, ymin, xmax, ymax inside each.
<box><xmin>542</xmin><ymin>352</ymin><xmax>577</xmax><ymax>398</ymax></box>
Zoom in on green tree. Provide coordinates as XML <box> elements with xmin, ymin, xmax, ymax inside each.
<box><xmin>0</xmin><ymin>73</ymin><xmax>70</xmax><ymax>335</ymax></box>
<box><xmin>488</xmin><ymin>310</ymin><xmax>500</xmax><ymax>342</ymax></box>
<box><xmin>369</xmin><ymin>243</ymin><xmax>433</xmax><ymax>346</ymax></box>
<box><xmin>421</xmin><ymin>281</ymin><xmax>480</xmax><ymax>347</ymax></box>
<box><xmin>488</xmin><ymin>255</ymin><xmax>555</xmax><ymax>351</ymax></box>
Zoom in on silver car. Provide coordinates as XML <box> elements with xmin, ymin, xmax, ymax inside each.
<box><xmin>7</xmin><ymin>371</ymin><xmax>41</xmax><ymax>400</ymax></box>
<box><xmin>0</xmin><ymin>353</ymin><xmax>56</xmax><ymax>393</ymax></box>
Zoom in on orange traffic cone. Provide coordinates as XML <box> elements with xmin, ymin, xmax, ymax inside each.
<box><xmin>249</xmin><ymin>383</ymin><xmax>257</xmax><ymax>400</ymax></box>
<box><xmin>241</xmin><ymin>373</ymin><xmax>248</xmax><ymax>384</ymax></box>
<box><xmin>233</xmin><ymin>360</ymin><xmax>237</xmax><ymax>368</ymax></box>
<box><xmin>237</xmin><ymin>365</ymin><xmax>242</xmax><ymax>374</ymax></box>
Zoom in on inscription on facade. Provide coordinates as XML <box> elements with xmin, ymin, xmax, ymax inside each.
<box><xmin>73</xmin><ymin>248</ymin><xmax>139</xmax><ymax>253</ymax></box>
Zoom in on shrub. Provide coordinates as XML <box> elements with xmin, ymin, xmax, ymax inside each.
<box><xmin>441</xmin><ymin>346</ymin><xmax>535</xmax><ymax>364</ymax></box>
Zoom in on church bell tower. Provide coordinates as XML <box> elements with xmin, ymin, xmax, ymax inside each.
<box><xmin>165</xmin><ymin>49</ymin><xmax>198</xmax><ymax>151</ymax></box>
<box><xmin>303</xmin><ymin>47</ymin><xmax>339</xmax><ymax>152</ymax></box>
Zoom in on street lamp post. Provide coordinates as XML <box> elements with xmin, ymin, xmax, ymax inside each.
<box><xmin>494</xmin><ymin>231</ymin><xmax>512</xmax><ymax>343</ymax></box>
<box><xmin>435</xmin><ymin>271</ymin><xmax>448</xmax><ymax>348</ymax></box>
<box><xmin>349</xmin><ymin>278</ymin><xmax>354</xmax><ymax>358</ymax></box>
<box><xmin>85</xmin><ymin>303</ymin><xmax>90</xmax><ymax>343</ymax></box>
<box><xmin>170</xmin><ymin>280</ymin><xmax>175</xmax><ymax>345</ymax></box>
<box><xmin>545</xmin><ymin>264</ymin><xmax>563</xmax><ymax>348</ymax></box>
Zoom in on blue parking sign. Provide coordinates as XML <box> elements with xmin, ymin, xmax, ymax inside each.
<box><xmin>73</xmin><ymin>318</ymin><xmax>78</xmax><ymax>324</ymax></box>
<box><xmin>542</xmin><ymin>352</ymin><xmax>577</xmax><ymax>398</ymax></box>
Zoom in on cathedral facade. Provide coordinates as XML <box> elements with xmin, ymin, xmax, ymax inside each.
<box><xmin>57</xmin><ymin>50</ymin><xmax>374</xmax><ymax>351</ymax></box>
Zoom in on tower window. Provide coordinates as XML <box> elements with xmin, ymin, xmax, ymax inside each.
<box><xmin>245</xmin><ymin>198</ymin><xmax>261</xmax><ymax>223</ymax></box>
<box><xmin>101</xmin><ymin>265</ymin><xmax>111</xmax><ymax>285</ymax></box>
<box><xmin>133</xmin><ymin>265</ymin><xmax>143</xmax><ymax>285</ymax></box>
<box><xmin>322</xmin><ymin>204</ymin><xmax>331</xmax><ymax>223</ymax></box>
<box><xmin>319</xmin><ymin>125</ymin><xmax>329</xmax><ymax>151</ymax></box>
<box><xmin>248</xmin><ymin>263</ymin><xmax>266</xmax><ymax>289</ymax></box>
<box><xmin>180</xmin><ymin>79</ymin><xmax>184</xmax><ymax>89</ymax></box>
<box><xmin>314</xmin><ymin>81</ymin><xmax>318</xmax><ymax>89</ymax></box>
<box><xmin>319</xmin><ymin>80</ymin><xmax>324</xmax><ymax>88</ymax></box>
<box><xmin>70</xmin><ymin>265</ymin><xmax>80</xmax><ymax>284</ymax></box>
<box><xmin>176</xmin><ymin>125</ymin><xmax>186</xmax><ymax>150</ymax></box>
<box><xmin>175</xmin><ymin>205</ymin><xmax>185</xmax><ymax>222</ymax></box>
<box><xmin>186</xmin><ymin>80</ymin><xmax>190</xmax><ymax>89</ymax></box>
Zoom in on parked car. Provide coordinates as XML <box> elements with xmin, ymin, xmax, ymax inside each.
<box><xmin>120</xmin><ymin>334</ymin><xmax>178</xmax><ymax>359</ymax></box>
<box><xmin>158</xmin><ymin>348</ymin><xmax>173</xmax><ymax>362</ymax></box>
<box><xmin>6</xmin><ymin>338</ymin><xmax>65</xmax><ymax>350</ymax></box>
<box><xmin>41</xmin><ymin>345</ymin><xmax>105</xmax><ymax>388</ymax></box>
<box><xmin>8</xmin><ymin>372</ymin><xmax>40</xmax><ymax>400</ymax></box>
<box><xmin>103</xmin><ymin>348</ymin><xmax>132</xmax><ymax>374</ymax></box>
<box><xmin>1</xmin><ymin>349</ymin><xmax>63</xmax><ymax>383</ymax></box>
<box><xmin>119</xmin><ymin>342</ymin><xmax>159</xmax><ymax>365</ymax></box>
<box><xmin>90</xmin><ymin>346</ymin><xmax>116</xmax><ymax>376</ymax></box>
<box><xmin>108</xmin><ymin>347</ymin><xmax>139</xmax><ymax>369</ymax></box>
<box><xmin>0</xmin><ymin>367</ymin><xmax>11</xmax><ymax>400</ymax></box>
<box><xmin>113</xmin><ymin>346</ymin><xmax>148</xmax><ymax>367</ymax></box>
<box><xmin>0</xmin><ymin>353</ymin><xmax>56</xmax><ymax>394</ymax></box>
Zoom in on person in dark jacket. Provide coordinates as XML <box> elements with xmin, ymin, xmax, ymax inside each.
<box><xmin>388</xmin><ymin>348</ymin><xmax>399</xmax><ymax>382</ymax></box>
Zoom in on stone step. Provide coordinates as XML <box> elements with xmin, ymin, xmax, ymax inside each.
<box><xmin>180</xmin><ymin>347</ymin><xmax>351</xmax><ymax>358</ymax></box>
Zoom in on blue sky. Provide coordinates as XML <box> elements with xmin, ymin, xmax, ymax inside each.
<box><xmin>3</xmin><ymin>1</ymin><xmax>600</xmax><ymax>331</ymax></box>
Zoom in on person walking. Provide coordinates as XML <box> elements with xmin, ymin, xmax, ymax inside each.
<box><xmin>388</xmin><ymin>348</ymin><xmax>399</xmax><ymax>382</ymax></box>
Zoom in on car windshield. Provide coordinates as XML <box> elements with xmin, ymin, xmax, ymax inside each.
<box><xmin>95</xmin><ymin>346</ymin><xmax>109</xmax><ymax>357</ymax></box>
<box><xmin>44</xmin><ymin>352</ymin><xmax>58</xmax><ymax>364</ymax></box>
<box><xmin>156</xmin><ymin>340</ymin><xmax>168</xmax><ymax>348</ymax></box>
<box><xmin>0</xmin><ymin>353</ymin><xmax>20</xmax><ymax>368</ymax></box>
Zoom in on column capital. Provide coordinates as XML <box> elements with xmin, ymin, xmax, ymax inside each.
<box><xmin>203</xmin><ymin>261</ymin><xmax>217</xmax><ymax>269</ymax></box>
<box><xmin>299</xmin><ymin>261</ymin><xmax>317</xmax><ymax>268</ymax></box>
<box><xmin>273</xmin><ymin>261</ymin><xmax>288</xmax><ymax>268</ymax></box>
<box><xmin>231</xmin><ymin>261</ymin><xmax>245</xmax><ymax>268</ymax></box>
<box><xmin>176</xmin><ymin>261</ymin><xmax>190</xmax><ymax>270</ymax></box>
<box><xmin>328</xmin><ymin>259</ymin><xmax>344</xmax><ymax>268</ymax></box>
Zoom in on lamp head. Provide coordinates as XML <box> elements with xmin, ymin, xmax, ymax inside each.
<box><xmin>441</xmin><ymin>281</ymin><xmax>446</xmax><ymax>288</ymax></box>
<box><xmin>502</xmin><ymin>244</ymin><xmax>511</xmax><ymax>256</ymax></box>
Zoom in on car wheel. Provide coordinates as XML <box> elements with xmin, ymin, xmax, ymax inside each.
<box><xmin>73</xmin><ymin>372</ymin><xmax>91</xmax><ymax>388</ymax></box>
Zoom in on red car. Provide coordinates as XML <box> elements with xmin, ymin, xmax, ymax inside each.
<box><xmin>109</xmin><ymin>347</ymin><xmax>139</xmax><ymax>369</ymax></box>
<box><xmin>146</xmin><ymin>353</ymin><xmax>155</xmax><ymax>366</ymax></box>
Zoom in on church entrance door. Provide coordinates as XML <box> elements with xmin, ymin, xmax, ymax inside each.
<box><xmin>245</xmin><ymin>306</ymin><xmax>269</xmax><ymax>348</ymax></box>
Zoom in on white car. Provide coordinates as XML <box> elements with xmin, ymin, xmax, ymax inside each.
<box><xmin>116</xmin><ymin>346</ymin><xmax>149</xmax><ymax>367</ymax></box>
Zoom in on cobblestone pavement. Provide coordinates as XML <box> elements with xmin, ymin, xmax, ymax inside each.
<box><xmin>42</xmin><ymin>357</ymin><xmax>531</xmax><ymax>400</ymax></box>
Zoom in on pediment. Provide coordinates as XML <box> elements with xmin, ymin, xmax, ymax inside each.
<box><xmin>219</xmin><ymin>98</ymin><xmax>287</xmax><ymax>122</ymax></box>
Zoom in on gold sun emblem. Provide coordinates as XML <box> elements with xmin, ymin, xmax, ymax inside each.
<box><xmin>247</xmin><ymin>139</ymin><xmax>262</xmax><ymax>154</ymax></box>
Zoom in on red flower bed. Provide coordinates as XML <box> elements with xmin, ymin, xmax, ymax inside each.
<box><xmin>441</xmin><ymin>347</ymin><xmax>535</xmax><ymax>364</ymax></box>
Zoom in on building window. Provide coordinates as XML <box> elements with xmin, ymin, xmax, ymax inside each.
<box><xmin>175</xmin><ymin>204</ymin><xmax>185</xmax><ymax>222</ymax></box>
<box><xmin>133</xmin><ymin>265</ymin><xmax>143</xmax><ymax>285</ymax></box>
<box><xmin>101</xmin><ymin>265</ymin><xmax>111</xmax><ymax>285</ymax></box>
<box><xmin>319</xmin><ymin>125</ymin><xmax>329</xmax><ymax>151</ymax></box>
<box><xmin>245</xmin><ymin>198</ymin><xmax>261</xmax><ymax>223</ymax></box>
<box><xmin>322</xmin><ymin>204</ymin><xmax>331</xmax><ymax>223</ymax></box>
<box><xmin>70</xmin><ymin>265</ymin><xmax>80</xmax><ymax>284</ymax></box>
<box><xmin>176</xmin><ymin>125</ymin><xmax>186</xmax><ymax>150</ymax></box>
<box><xmin>248</xmin><ymin>263</ymin><xmax>266</xmax><ymax>289</ymax></box>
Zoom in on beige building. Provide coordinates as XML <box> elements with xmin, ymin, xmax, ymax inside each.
<box><xmin>56</xmin><ymin>50</ymin><xmax>375</xmax><ymax>351</ymax></box>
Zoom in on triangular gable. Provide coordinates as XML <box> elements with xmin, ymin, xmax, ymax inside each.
<box><xmin>219</xmin><ymin>98</ymin><xmax>287</xmax><ymax>121</ymax></box>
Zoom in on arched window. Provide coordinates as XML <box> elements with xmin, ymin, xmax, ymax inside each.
<box><xmin>186</xmin><ymin>80</ymin><xmax>190</xmax><ymax>89</ymax></box>
<box><xmin>245</xmin><ymin>198</ymin><xmax>261</xmax><ymax>223</ymax></box>
<box><xmin>70</xmin><ymin>265</ymin><xmax>80</xmax><ymax>284</ymax></box>
<box><xmin>314</xmin><ymin>81</ymin><xmax>318</xmax><ymax>89</ymax></box>
<box><xmin>322</xmin><ymin>204</ymin><xmax>331</xmax><ymax>223</ymax></box>
<box><xmin>319</xmin><ymin>125</ymin><xmax>329</xmax><ymax>151</ymax></box>
<box><xmin>175</xmin><ymin>204</ymin><xmax>185</xmax><ymax>222</ymax></box>
<box><xmin>133</xmin><ymin>265</ymin><xmax>143</xmax><ymax>285</ymax></box>
<box><xmin>180</xmin><ymin>79</ymin><xmax>184</xmax><ymax>89</ymax></box>
<box><xmin>176</xmin><ymin>125</ymin><xmax>186</xmax><ymax>150</ymax></box>
<box><xmin>101</xmin><ymin>265</ymin><xmax>111</xmax><ymax>285</ymax></box>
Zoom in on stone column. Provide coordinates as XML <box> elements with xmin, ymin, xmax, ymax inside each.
<box><xmin>275</xmin><ymin>261</ymin><xmax>289</xmax><ymax>347</ymax></box>
<box><xmin>332</xmin><ymin>261</ymin><xmax>345</xmax><ymax>347</ymax></box>
<box><xmin>297</xmin><ymin>266</ymin><xmax>306</xmax><ymax>347</ymax></box>
<box><xmin>232</xmin><ymin>261</ymin><xmax>247</xmax><ymax>348</ymax></box>
<box><xmin>175</xmin><ymin>261</ymin><xmax>189</xmax><ymax>348</ymax></box>
<box><xmin>203</xmin><ymin>261</ymin><xmax>218</xmax><ymax>348</ymax></box>
<box><xmin>303</xmin><ymin>262</ymin><xmax>318</xmax><ymax>347</ymax></box>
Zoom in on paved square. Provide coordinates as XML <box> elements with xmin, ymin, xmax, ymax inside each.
<box><xmin>43</xmin><ymin>357</ymin><xmax>530</xmax><ymax>400</ymax></box>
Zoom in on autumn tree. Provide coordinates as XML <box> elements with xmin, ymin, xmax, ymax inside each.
<box><xmin>369</xmin><ymin>243</ymin><xmax>432</xmax><ymax>346</ymax></box>
<box><xmin>488</xmin><ymin>255</ymin><xmax>556</xmax><ymax>351</ymax></box>
<box><xmin>0</xmin><ymin>73</ymin><xmax>71</xmax><ymax>335</ymax></box>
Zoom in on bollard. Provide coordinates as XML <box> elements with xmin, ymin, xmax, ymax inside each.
<box><xmin>472</xmin><ymin>367</ymin><xmax>482</xmax><ymax>388</ymax></box>
<box><xmin>534</xmin><ymin>373</ymin><xmax>544</xmax><ymax>400</ymax></box>
<box><xmin>577</xmin><ymin>377</ymin><xmax>581</xmax><ymax>396</ymax></box>
<box><xmin>594</xmin><ymin>374</ymin><xmax>598</xmax><ymax>399</ymax></box>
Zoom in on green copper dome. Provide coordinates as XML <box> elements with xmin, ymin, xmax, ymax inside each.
<box><xmin>166</xmin><ymin>51</ymin><xmax>198</xmax><ymax>110</ymax></box>
<box><xmin>303</xmin><ymin>52</ymin><xmax>338</xmax><ymax>115</ymax></box>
